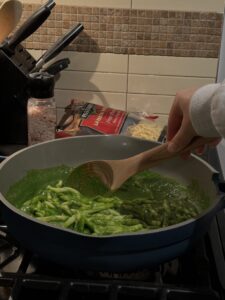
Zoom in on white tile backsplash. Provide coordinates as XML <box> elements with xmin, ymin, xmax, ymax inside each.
<box><xmin>128</xmin><ymin>74</ymin><xmax>214</xmax><ymax>95</ymax></box>
<box><xmin>20</xmin><ymin>0</ymin><xmax>42</xmax><ymax>3</ymax></box>
<box><xmin>127</xmin><ymin>94</ymin><xmax>174</xmax><ymax>114</ymax></box>
<box><xmin>132</xmin><ymin>0</ymin><xmax>225</xmax><ymax>13</ymax></box>
<box><xmin>129</xmin><ymin>56</ymin><xmax>217</xmax><ymax>77</ymax></box>
<box><xmin>54</xmin><ymin>0</ymin><xmax>132</xmax><ymax>8</ymax></box>
<box><xmin>52</xmin><ymin>52</ymin><xmax>217</xmax><ymax>119</ymax></box>
<box><xmin>28</xmin><ymin>49</ymin><xmax>43</xmax><ymax>60</ymax></box>
<box><xmin>55</xmin><ymin>89</ymin><xmax>126</xmax><ymax>110</ymax></box>
<box><xmin>55</xmin><ymin>71</ymin><xmax>128</xmax><ymax>93</ymax></box>
<box><xmin>56</xmin><ymin>52</ymin><xmax>128</xmax><ymax>73</ymax></box>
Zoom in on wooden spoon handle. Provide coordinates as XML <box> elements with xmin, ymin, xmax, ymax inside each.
<box><xmin>137</xmin><ymin>137</ymin><xmax>215</xmax><ymax>171</ymax></box>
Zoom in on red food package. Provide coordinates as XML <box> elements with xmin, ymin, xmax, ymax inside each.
<box><xmin>56</xmin><ymin>99</ymin><xmax>163</xmax><ymax>141</ymax></box>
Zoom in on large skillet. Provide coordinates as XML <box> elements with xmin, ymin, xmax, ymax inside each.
<box><xmin>0</xmin><ymin>135</ymin><xmax>224</xmax><ymax>272</ymax></box>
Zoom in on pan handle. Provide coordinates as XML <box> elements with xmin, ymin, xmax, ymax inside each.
<box><xmin>211</xmin><ymin>173</ymin><xmax>225</xmax><ymax>209</ymax></box>
<box><xmin>217</xmin><ymin>181</ymin><xmax>225</xmax><ymax>193</ymax></box>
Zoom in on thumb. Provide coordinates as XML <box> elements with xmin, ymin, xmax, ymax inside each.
<box><xmin>167</xmin><ymin>121</ymin><xmax>195</xmax><ymax>153</ymax></box>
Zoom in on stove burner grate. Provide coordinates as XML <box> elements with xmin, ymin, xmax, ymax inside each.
<box><xmin>0</xmin><ymin>224</ymin><xmax>222</xmax><ymax>300</ymax></box>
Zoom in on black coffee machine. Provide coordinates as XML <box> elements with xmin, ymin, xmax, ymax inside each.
<box><xmin>0</xmin><ymin>0</ymin><xmax>83</xmax><ymax>156</ymax></box>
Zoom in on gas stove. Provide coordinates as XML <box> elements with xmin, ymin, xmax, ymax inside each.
<box><xmin>0</xmin><ymin>145</ymin><xmax>224</xmax><ymax>300</ymax></box>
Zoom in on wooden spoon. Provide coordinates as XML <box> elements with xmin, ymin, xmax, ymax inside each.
<box><xmin>73</xmin><ymin>137</ymin><xmax>215</xmax><ymax>191</ymax></box>
<box><xmin>0</xmin><ymin>0</ymin><xmax>22</xmax><ymax>43</ymax></box>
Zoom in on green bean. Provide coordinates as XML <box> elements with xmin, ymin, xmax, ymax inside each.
<box><xmin>37</xmin><ymin>215</ymin><xmax>67</xmax><ymax>222</ymax></box>
<box><xmin>16</xmin><ymin>167</ymin><xmax>209</xmax><ymax>236</ymax></box>
<box><xmin>64</xmin><ymin>215</ymin><xmax>76</xmax><ymax>228</ymax></box>
<box><xmin>76</xmin><ymin>214</ymin><xmax>85</xmax><ymax>232</ymax></box>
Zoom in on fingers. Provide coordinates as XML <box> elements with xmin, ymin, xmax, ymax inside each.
<box><xmin>167</xmin><ymin>97</ymin><xmax>182</xmax><ymax>142</ymax></box>
<box><xmin>208</xmin><ymin>138</ymin><xmax>221</xmax><ymax>147</ymax></box>
<box><xmin>180</xmin><ymin>150</ymin><xmax>191</xmax><ymax>160</ymax></box>
<box><xmin>167</xmin><ymin>118</ymin><xmax>196</xmax><ymax>153</ymax></box>
<box><xmin>194</xmin><ymin>138</ymin><xmax>221</xmax><ymax>155</ymax></box>
<box><xmin>167</xmin><ymin>88</ymin><xmax>198</xmax><ymax>142</ymax></box>
<box><xmin>166</xmin><ymin>86</ymin><xmax>219</xmax><ymax>156</ymax></box>
<box><xmin>194</xmin><ymin>145</ymin><xmax>205</xmax><ymax>155</ymax></box>
<box><xmin>169</xmin><ymin>137</ymin><xmax>220</xmax><ymax>160</ymax></box>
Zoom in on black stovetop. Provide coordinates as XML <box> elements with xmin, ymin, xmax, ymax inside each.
<box><xmin>0</xmin><ymin>145</ymin><xmax>225</xmax><ymax>300</ymax></box>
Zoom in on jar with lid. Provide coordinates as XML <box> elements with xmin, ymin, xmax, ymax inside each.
<box><xmin>27</xmin><ymin>72</ymin><xmax>56</xmax><ymax>145</ymax></box>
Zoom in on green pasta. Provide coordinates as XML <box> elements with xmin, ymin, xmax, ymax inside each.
<box><xmin>6</xmin><ymin>165</ymin><xmax>210</xmax><ymax>236</ymax></box>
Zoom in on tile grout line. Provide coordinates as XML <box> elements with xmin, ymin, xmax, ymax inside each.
<box><xmin>125</xmin><ymin>54</ymin><xmax>130</xmax><ymax>111</ymax></box>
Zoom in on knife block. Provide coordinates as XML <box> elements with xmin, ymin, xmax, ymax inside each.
<box><xmin>0</xmin><ymin>44</ymin><xmax>36</xmax><ymax>146</ymax></box>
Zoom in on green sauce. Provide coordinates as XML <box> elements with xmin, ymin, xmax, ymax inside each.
<box><xmin>6</xmin><ymin>165</ymin><xmax>210</xmax><ymax>236</ymax></box>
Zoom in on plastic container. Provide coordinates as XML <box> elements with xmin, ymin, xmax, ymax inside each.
<box><xmin>27</xmin><ymin>72</ymin><xmax>56</xmax><ymax>145</ymax></box>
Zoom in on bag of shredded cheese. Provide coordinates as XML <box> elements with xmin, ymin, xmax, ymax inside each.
<box><xmin>125</xmin><ymin>121</ymin><xmax>162</xmax><ymax>141</ymax></box>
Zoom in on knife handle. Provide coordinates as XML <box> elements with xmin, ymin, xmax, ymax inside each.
<box><xmin>8</xmin><ymin>0</ymin><xmax>55</xmax><ymax>50</ymax></box>
<box><xmin>34</xmin><ymin>23</ymin><xmax>84</xmax><ymax>71</ymax></box>
<box><xmin>43</xmin><ymin>58</ymin><xmax>70</xmax><ymax>75</ymax></box>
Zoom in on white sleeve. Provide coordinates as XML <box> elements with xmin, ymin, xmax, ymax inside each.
<box><xmin>190</xmin><ymin>82</ymin><xmax>225</xmax><ymax>138</ymax></box>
